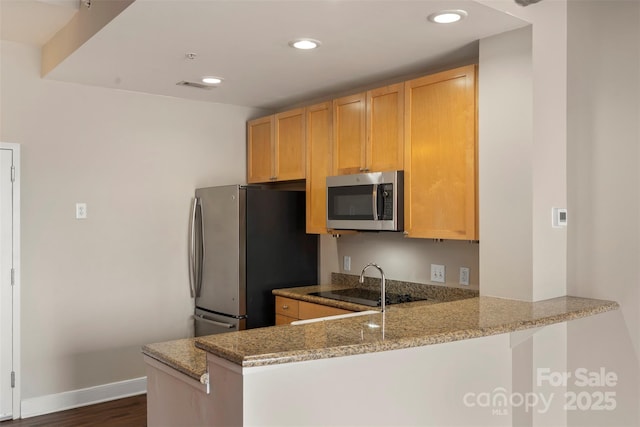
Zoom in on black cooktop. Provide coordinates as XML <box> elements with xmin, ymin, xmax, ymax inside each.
<box><xmin>309</xmin><ymin>288</ymin><xmax>428</xmax><ymax>307</ymax></box>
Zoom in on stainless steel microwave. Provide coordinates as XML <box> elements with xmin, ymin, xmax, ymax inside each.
<box><xmin>326</xmin><ymin>171</ymin><xmax>404</xmax><ymax>231</ymax></box>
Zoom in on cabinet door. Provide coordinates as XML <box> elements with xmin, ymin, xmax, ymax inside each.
<box><xmin>305</xmin><ymin>102</ymin><xmax>333</xmax><ymax>234</ymax></box>
<box><xmin>275</xmin><ymin>314</ymin><xmax>297</xmax><ymax>325</ymax></box>
<box><xmin>404</xmin><ymin>65</ymin><xmax>477</xmax><ymax>240</ymax></box>
<box><xmin>247</xmin><ymin>116</ymin><xmax>274</xmax><ymax>183</ymax></box>
<box><xmin>275</xmin><ymin>296</ymin><xmax>300</xmax><ymax>318</ymax></box>
<box><xmin>275</xmin><ymin>108</ymin><xmax>306</xmax><ymax>181</ymax></box>
<box><xmin>333</xmin><ymin>93</ymin><xmax>366</xmax><ymax>175</ymax></box>
<box><xmin>367</xmin><ymin>83</ymin><xmax>404</xmax><ymax>172</ymax></box>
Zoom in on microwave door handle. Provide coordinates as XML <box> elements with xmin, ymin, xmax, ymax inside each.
<box><xmin>372</xmin><ymin>184</ymin><xmax>379</xmax><ymax>221</ymax></box>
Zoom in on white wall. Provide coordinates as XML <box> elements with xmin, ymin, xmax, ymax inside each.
<box><xmin>478</xmin><ymin>25</ymin><xmax>533</xmax><ymax>300</ymax></box>
<box><xmin>566</xmin><ymin>1</ymin><xmax>640</xmax><ymax>424</ymax></box>
<box><xmin>239</xmin><ymin>323</ymin><xmax>575</xmax><ymax>426</ymax></box>
<box><xmin>241</xmin><ymin>333</ymin><xmax>514</xmax><ymax>427</ymax></box>
<box><xmin>0</xmin><ymin>40</ymin><xmax>264</xmax><ymax>399</ymax></box>
<box><xmin>478</xmin><ymin>0</ymin><xmax>568</xmax><ymax>306</ymax></box>
<box><xmin>566</xmin><ymin>0</ymin><xmax>640</xmax><ymax>357</ymax></box>
<box><xmin>475</xmin><ymin>1</ymin><xmax>640</xmax><ymax>423</ymax></box>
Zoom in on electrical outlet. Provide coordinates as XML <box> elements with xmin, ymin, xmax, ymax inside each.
<box><xmin>343</xmin><ymin>256</ymin><xmax>351</xmax><ymax>272</ymax></box>
<box><xmin>430</xmin><ymin>264</ymin><xmax>445</xmax><ymax>283</ymax></box>
<box><xmin>459</xmin><ymin>267</ymin><xmax>470</xmax><ymax>286</ymax></box>
<box><xmin>75</xmin><ymin>203</ymin><xmax>87</xmax><ymax>219</ymax></box>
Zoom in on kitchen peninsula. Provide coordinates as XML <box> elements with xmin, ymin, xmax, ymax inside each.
<box><xmin>142</xmin><ymin>286</ymin><xmax>617</xmax><ymax>426</ymax></box>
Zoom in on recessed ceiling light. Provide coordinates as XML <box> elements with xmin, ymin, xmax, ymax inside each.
<box><xmin>289</xmin><ymin>39</ymin><xmax>321</xmax><ymax>50</ymax></box>
<box><xmin>201</xmin><ymin>76</ymin><xmax>223</xmax><ymax>85</ymax></box>
<box><xmin>427</xmin><ymin>10</ymin><xmax>468</xmax><ymax>24</ymax></box>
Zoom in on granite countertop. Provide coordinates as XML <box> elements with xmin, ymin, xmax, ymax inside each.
<box><xmin>272</xmin><ymin>275</ymin><xmax>479</xmax><ymax>312</ymax></box>
<box><xmin>141</xmin><ymin>275</ymin><xmax>481</xmax><ymax>376</ymax></box>
<box><xmin>142</xmin><ymin>281</ymin><xmax>617</xmax><ymax>376</ymax></box>
<box><xmin>142</xmin><ymin>338</ymin><xmax>206</xmax><ymax>380</ymax></box>
<box><xmin>273</xmin><ymin>284</ymin><xmax>388</xmax><ymax>311</ymax></box>
<box><xmin>194</xmin><ymin>296</ymin><xmax>618</xmax><ymax>368</ymax></box>
<box><xmin>140</xmin><ymin>284</ymin><xmax>368</xmax><ymax>379</ymax></box>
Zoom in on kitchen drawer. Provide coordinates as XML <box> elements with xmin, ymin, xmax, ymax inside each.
<box><xmin>275</xmin><ymin>296</ymin><xmax>299</xmax><ymax>318</ymax></box>
<box><xmin>298</xmin><ymin>301</ymin><xmax>351</xmax><ymax>320</ymax></box>
<box><xmin>275</xmin><ymin>314</ymin><xmax>297</xmax><ymax>326</ymax></box>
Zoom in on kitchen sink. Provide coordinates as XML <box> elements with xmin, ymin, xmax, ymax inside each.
<box><xmin>309</xmin><ymin>288</ymin><xmax>428</xmax><ymax>307</ymax></box>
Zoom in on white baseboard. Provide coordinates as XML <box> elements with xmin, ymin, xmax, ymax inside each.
<box><xmin>21</xmin><ymin>376</ymin><xmax>147</xmax><ymax>419</ymax></box>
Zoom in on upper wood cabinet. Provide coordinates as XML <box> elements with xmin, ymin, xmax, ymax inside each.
<box><xmin>247</xmin><ymin>116</ymin><xmax>273</xmax><ymax>183</ymax></box>
<box><xmin>367</xmin><ymin>84</ymin><xmax>404</xmax><ymax>172</ymax></box>
<box><xmin>404</xmin><ymin>65</ymin><xmax>478</xmax><ymax>240</ymax></box>
<box><xmin>332</xmin><ymin>93</ymin><xmax>365</xmax><ymax>175</ymax></box>
<box><xmin>332</xmin><ymin>83</ymin><xmax>404</xmax><ymax>175</ymax></box>
<box><xmin>275</xmin><ymin>108</ymin><xmax>306</xmax><ymax>181</ymax></box>
<box><xmin>247</xmin><ymin>108</ymin><xmax>306</xmax><ymax>183</ymax></box>
<box><xmin>305</xmin><ymin>102</ymin><xmax>333</xmax><ymax>234</ymax></box>
<box><xmin>247</xmin><ymin>65</ymin><xmax>478</xmax><ymax>240</ymax></box>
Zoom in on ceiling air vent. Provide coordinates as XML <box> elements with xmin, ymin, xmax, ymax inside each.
<box><xmin>176</xmin><ymin>81</ymin><xmax>215</xmax><ymax>90</ymax></box>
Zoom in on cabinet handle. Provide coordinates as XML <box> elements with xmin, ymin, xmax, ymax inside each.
<box><xmin>359</xmin><ymin>167</ymin><xmax>369</xmax><ymax>172</ymax></box>
<box><xmin>282</xmin><ymin>305</ymin><xmax>289</xmax><ymax>310</ymax></box>
<box><xmin>269</xmin><ymin>176</ymin><xmax>277</xmax><ymax>181</ymax></box>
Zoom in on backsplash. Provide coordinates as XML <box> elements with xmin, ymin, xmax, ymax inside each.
<box><xmin>319</xmin><ymin>232</ymin><xmax>480</xmax><ymax>290</ymax></box>
<box><xmin>331</xmin><ymin>273</ymin><xmax>478</xmax><ymax>301</ymax></box>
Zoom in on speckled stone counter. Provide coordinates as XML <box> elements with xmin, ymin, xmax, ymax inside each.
<box><xmin>331</xmin><ymin>272</ymin><xmax>479</xmax><ymax>301</ymax></box>
<box><xmin>142</xmin><ymin>277</ymin><xmax>481</xmax><ymax>375</ymax></box>
<box><xmin>142</xmin><ymin>338</ymin><xmax>206</xmax><ymax>380</ymax></box>
<box><xmin>272</xmin><ymin>284</ymin><xmax>382</xmax><ymax>311</ymax></box>
<box><xmin>272</xmin><ymin>275</ymin><xmax>479</xmax><ymax>312</ymax></box>
<box><xmin>194</xmin><ymin>296</ymin><xmax>618</xmax><ymax>368</ymax></box>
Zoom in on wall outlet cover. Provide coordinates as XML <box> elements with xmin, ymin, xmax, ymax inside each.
<box><xmin>459</xmin><ymin>267</ymin><xmax>470</xmax><ymax>286</ymax></box>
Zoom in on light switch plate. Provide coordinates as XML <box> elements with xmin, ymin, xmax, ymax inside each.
<box><xmin>75</xmin><ymin>203</ymin><xmax>87</xmax><ymax>219</ymax></box>
<box><xmin>343</xmin><ymin>256</ymin><xmax>351</xmax><ymax>272</ymax></box>
<box><xmin>430</xmin><ymin>264</ymin><xmax>445</xmax><ymax>283</ymax></box>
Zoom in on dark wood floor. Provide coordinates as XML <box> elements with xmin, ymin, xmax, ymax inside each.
<box><xmin>1</xmin><ymin>395</ymin><xmax>146</xmax><ymax>427</ymax></box>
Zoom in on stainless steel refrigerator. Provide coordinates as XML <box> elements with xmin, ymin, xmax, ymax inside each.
<box><xmin>188</xmin><ymin>185</ymin><xmax>318</xmax><ymax>337</ymax></box>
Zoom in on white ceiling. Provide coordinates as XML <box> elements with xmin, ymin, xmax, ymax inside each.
<box><xmin>2</xmin><ymin>0</ymin><xmax>528</xmax><ymax>110</ymax></box>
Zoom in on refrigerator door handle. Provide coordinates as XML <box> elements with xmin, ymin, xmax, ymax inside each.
<box><xmin>188</xmin><ymin>197</ymin><xmax>198</xmax><ymax>297</ymax></box>
<box><xmin>188</xmin><ymin>197</ymin><xmax>204</xmax><ymax>298</ymax></box>
<box><xmin>195</xmin><ymin>200</ymin><xmax>205</xmax><ymax>298</ymax></box>
<box><xmin>192</xmin><ymin>314</ymin><xmax>235</xmax><ymax>329</ymax></box>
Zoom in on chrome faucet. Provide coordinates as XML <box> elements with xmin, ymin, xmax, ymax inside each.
<box><xmin>359</xmin><ymin>263</ymin><xmax>386</xmax><ymax>313</ymax></box>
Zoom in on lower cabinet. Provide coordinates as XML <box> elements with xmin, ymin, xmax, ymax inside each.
<box><xmin>145</xmin><ymin>356</ymin><xmax>212</xmax><ymax>427</ymax></box>
<box><xmin>275</xmin><ymin>296</ymin><xmax>352</xmax><ymax>325</ymax></box>
<box><xmin>275</xmin><ymin>296</ymin><xmax>299</xmax><ymax>325</ymax></box>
